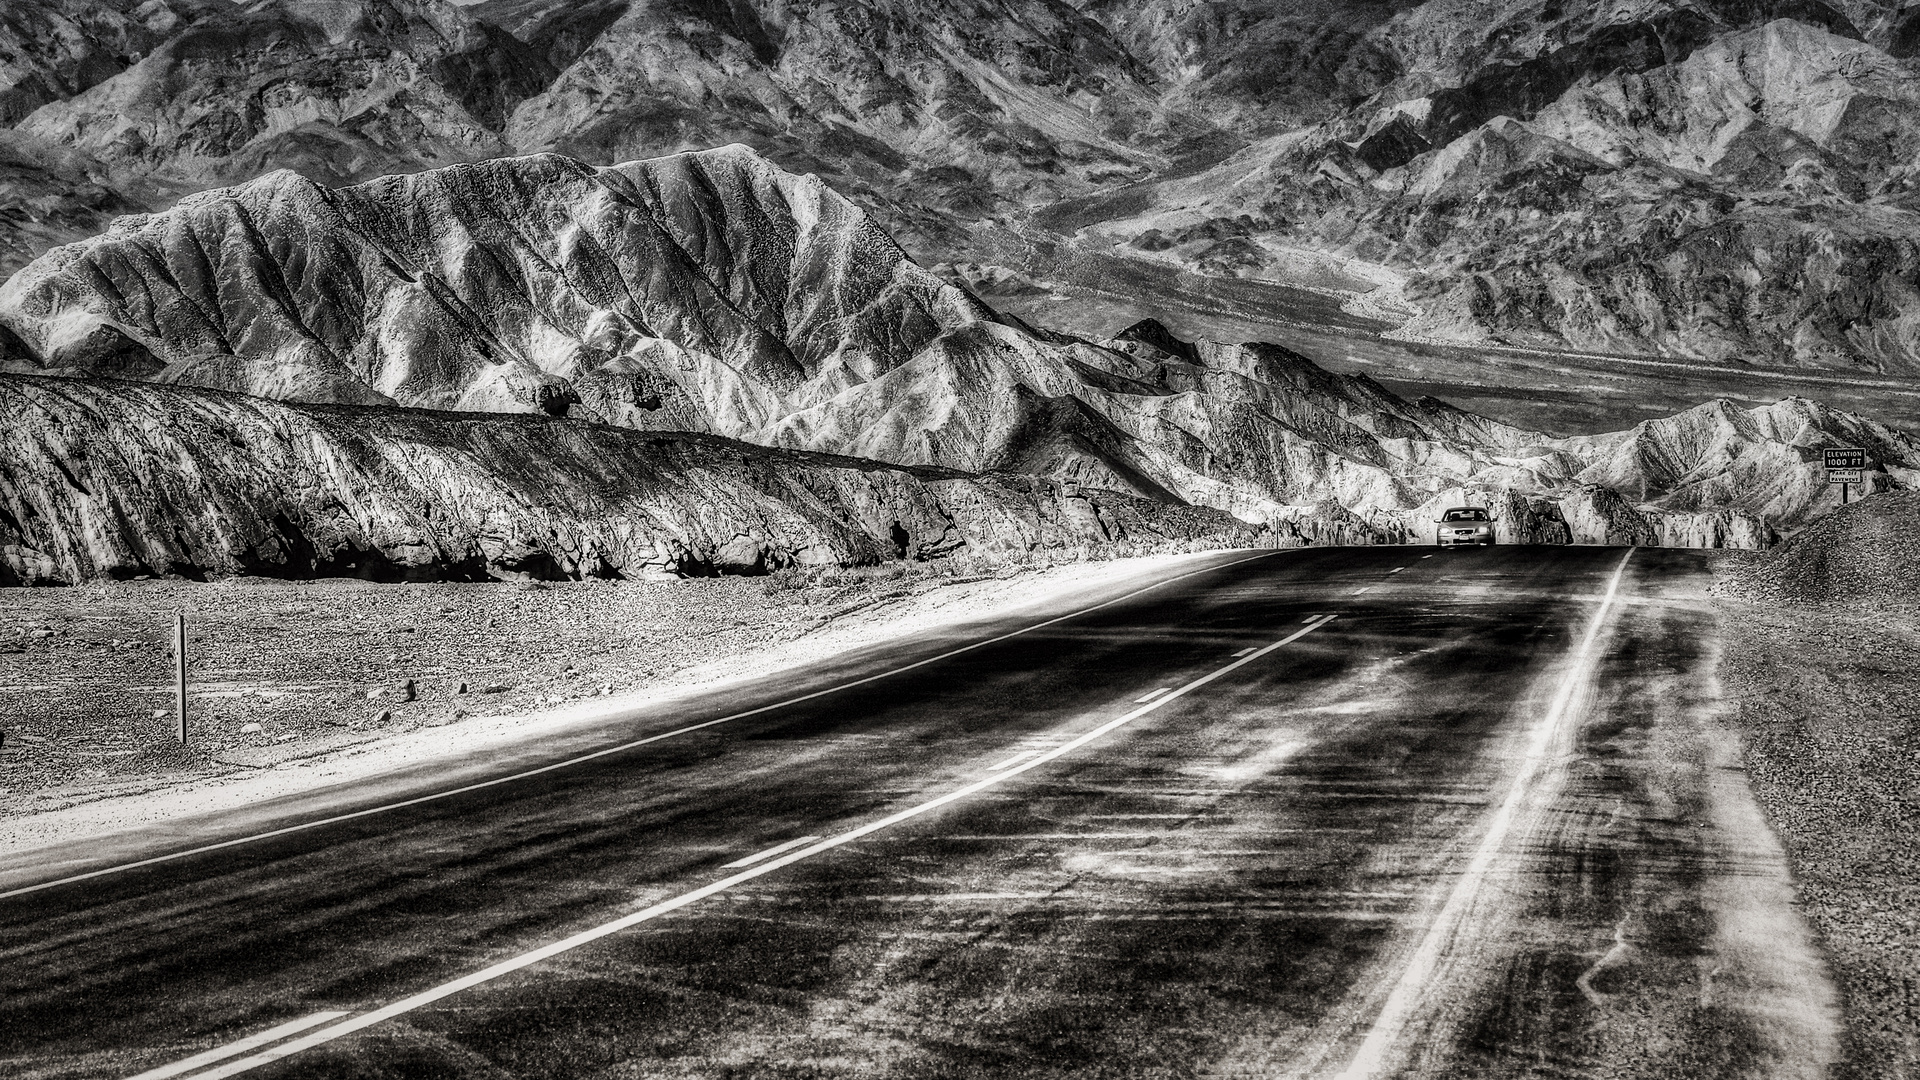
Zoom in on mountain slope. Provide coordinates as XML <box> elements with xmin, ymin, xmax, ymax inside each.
<box><xmin>1055</xmin><ymin>4</ymin><xmax>1920</xmax><ymax>374</ymax></box>
<box><xmin>4</xmin><ymin>145</ymin><xmax>1909</xmax><ymax>547</ymax></box>
<box><xmin>0</xmin><ymin>374</ymin><xmax>1260</xmax><ymax>585</ymax></box>
<box><xmin>13</xmin><ymin>0</ymin><xmax>555</xmax><ymax>192</ymax></box>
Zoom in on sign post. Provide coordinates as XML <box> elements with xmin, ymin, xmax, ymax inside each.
<box><xmin>1824</xmin><ymin>447</ymin><xmax>1868</xmax><ymax>505</ymax></box>
<box><xmin>173</xmin><ymin>612</ymin><xmax>187</xmax><ymax>745</ymax></box>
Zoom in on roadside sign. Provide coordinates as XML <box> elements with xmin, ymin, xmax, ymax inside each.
<box><xmin>1823</xmin><ymin>447</ymin><xmax>1868</xmax><ymax>504</ymax></box>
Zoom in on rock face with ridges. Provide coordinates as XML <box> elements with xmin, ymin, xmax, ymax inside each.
<box><xmin>0</xmin><ymin>374</ymin><xmax>1264</xmax><ymax>585</ymax></box>
<box><xmin>4</xmin><ymin>146</ymin><xmax>1907</xmax><ymax>551</ymax></box>
<box><xmin>0</xmin><ymin>145</ymin><xmax>994</xmax><ymax>417</ymax></box>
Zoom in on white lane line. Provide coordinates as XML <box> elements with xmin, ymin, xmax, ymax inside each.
<box><xmin>1233</xmin><ymin>646</ymin><xmax>1259</xmax><ymax>657</ymax></box>
<box><xmin>1133</xmin><ymin>687</ymin><xmax>1173</xmax><ymax>703</ymax></box>
<box><xmin>985</xmin><ymin>750</ymin><xmax>1041</xmax><ymax>773</ymax></box>
<box><xmin>1421</xmin><ymin>554</ymin><xmax>1434</xmax><ymax>559</ymax></box>
<box><xmin>1333</xmin><ymin>550</ymin><xmax>1635</xmax><ymax>1080</ymax></box>
<box><xmin>721</xmin><ymin>836</ymin><xmax>821</xmax><ymax>869</ymax></box>
<box><xmin>1352</xmin><ymin>586</ymin><xmax>1372</xmax><ymax>595</ymax></box>
<box><xmin>1387</xmin><ymin>567</ymin><xmax>1405</xmax><ymax>575</ymax></box>
<box><xmin>5</xmin><ymin>551</ymin><xmax>1280</xmax><ymax>903</ymax></box>
<box><xmin>126</xmin><ymin>1012</ymin><xmax>349</xmax><ymax>1080</ymax></box>
<box><xmin>177</xmin><ymin>613</ymin><xmax>1340</xmax><ymax>1080</ymax></box>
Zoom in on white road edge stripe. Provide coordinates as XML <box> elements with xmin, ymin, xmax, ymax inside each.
<box><xmin>1331</xmin><ymin>549</ymin><xmax>1635</xmax><ymax>1080</ymax></box>
<box><xmin>126</xmin><ymin>1012</ymin><xmax>349</xmax><ymax>1080</ymax></box>
<box><xmin>168</xmin><ymin>613</ymin><xmax>1340</xmax><ymax>1080</ymax></box>
<box><xmin>720</xmin><ymin>836</ymin><xmax>820</xmax><ymax>869</ymax></box>
<box><xmin>1133</xmin><ymin>687</ymin><xmax>1173</xmax><ymax>703</ymax></box>
<box><xmin>4</xmin><ymin>550</ymin><xmax>1281</xmax><ymax>903</ymax></box>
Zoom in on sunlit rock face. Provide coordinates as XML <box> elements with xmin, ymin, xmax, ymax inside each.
<box><xmin>13</xmin><ymin>0</ymin><xmax>1920</xmax><ymax>376</ymax></box>
<box><xmin>0</xmin><ymin>374</ymin><xmax>1266</xmax><ymax>585</ymax></box>
<box><xmin>0</xmin><ymin>145</ymin><xmax>994</xmax><ymax>416</ymax></box>
<box><xmin>5</xmin><ymin>145</ymin><xmax>1911</xmax><ymax>549</ymax></box>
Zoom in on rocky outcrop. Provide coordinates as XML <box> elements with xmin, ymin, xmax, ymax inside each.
<box><xmin>0</xmin><ymin>145</ymin><xmax>995</xmax><ymax>416</ymax></box>
<box><xmin>0</xmin><ymin>374</ymin><xmax>1266</xmax><ymax>585</ymax></box>
<box><xmin>1565</xmin><ymin>396</ymin><xmax>1920</xmax><ymax>532</ymax></box>
<box><xmin>0</xmin><ymin>130</ymin><xmax>141</xmax><ymax>278</ymax></box>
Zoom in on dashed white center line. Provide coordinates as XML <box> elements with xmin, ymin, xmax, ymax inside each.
<box><xmin>1133</xmin><ymin>687</ymin><xmax>1173</xmax><ymax>703</ymax></box>
<box><xmin>1421</xmin><ymin>554</ymin><xmax>1435</xmax><ymax>559</ymax></box>
<box><xmin>1387</xmin><ymin>567</ymin><xmax>1405</xmax><ymax>575</ymax></box>
<box><xmin>1232</xmin><ymin>646</ymin><xmax>1259</xmax><ymax>657</ymax></box>
<box><xmin>175</xmin><ymin>613</ymin><xmax>1340</xmax><ymax>1080</ymax></box>
<box><xmin>127</xmin><ymin>1012</ymin><xmax>349</xmax><ymax>1080</ymax></box>
<box><xmin>720</xmin><ymin>835</ymin><xmax>822</xmax><ymax>869</ymax></box>
<box><xmin>1352</xmin><ymin>586</ymin><xmax>1372</xmax><ymax>595</ymax></box>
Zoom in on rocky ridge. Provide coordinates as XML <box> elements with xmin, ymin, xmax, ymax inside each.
<box><xmin>5</xmin><ymin>146</ymin><xmax>1913</xmax><ymax>555</ymax></box>
<box><xmin>0</xmin><ymin>374</ymin><xmax>1265</xmax><ymax>586</ymax></box>
<box><xmin>13</xmin><ymin>0</ymin><xmax>1920</xmax><ymax>376</ymax></box>
<box><xmin>13</xmin><ymin>0</ymin><xmax>555</xmax><ymax>193</ymax></box>
<box><xmin>1052</xmin><ymin>3</ymin><xmax>1920</xmax><ymax>373</ymax></box>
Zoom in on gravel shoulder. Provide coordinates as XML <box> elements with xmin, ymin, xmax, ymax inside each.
<box><xmin>1713</xmin><ymin>587</ymin><xmax>1920</xmax><ymax>1080</ymax></box>
<box><xmin>0</xmin><ymin>552</ymin><xmax>1219</xmax><ymax>858</ymax></box>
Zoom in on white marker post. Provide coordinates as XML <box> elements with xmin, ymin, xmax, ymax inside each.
<box><xmin>173</xmin><ymin>612</ymin><xmax>187</xmax><ymax>744</ymax></box>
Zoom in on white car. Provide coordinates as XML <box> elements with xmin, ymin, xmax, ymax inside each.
<box><xmin>1435</xmin><ymin>506</ymin><xmax>1496</xmax><ymax>546</ymax></box>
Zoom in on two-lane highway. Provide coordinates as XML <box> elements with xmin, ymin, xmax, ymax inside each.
<box><xmin>0</xmin><ymin>546</ymin><xmax>1838</xmax><ymax>1079</ymax></box>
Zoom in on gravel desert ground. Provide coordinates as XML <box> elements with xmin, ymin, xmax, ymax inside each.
<box><xmin>0</xmin><ymin>550</ymin><xmax>1226</xmax><ymax>853</ymax></box>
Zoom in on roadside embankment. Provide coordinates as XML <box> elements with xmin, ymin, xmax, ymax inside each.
<box><xmin>1714</xmin><ymin>492</ymin><xmax>1920</xmax><ymax>1079</ymax></box>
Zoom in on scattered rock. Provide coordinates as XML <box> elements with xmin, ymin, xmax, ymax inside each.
<box><xmin>239</xmin><ymin>723</ymin><xmax>262</xmax><ymax>734</ymax></box>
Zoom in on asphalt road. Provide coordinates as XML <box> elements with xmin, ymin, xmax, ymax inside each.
<box><xmin>0</xmin><ymin>546</ymin><xmax>1838</xmax><ymax>1080</ymax></box>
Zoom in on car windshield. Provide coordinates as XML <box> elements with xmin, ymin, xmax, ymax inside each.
<box><xmin>1442</xmin><ymin>509</ymin><xmax>1489</xmax><ymax>522</ymax></box>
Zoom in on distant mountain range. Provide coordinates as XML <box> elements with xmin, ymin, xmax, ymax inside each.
<box><xmin>8</xmin><ymin>0</ymin><xmax>1920</xmax><ymax>375</ymax></box>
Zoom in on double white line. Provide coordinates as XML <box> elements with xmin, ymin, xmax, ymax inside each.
<box><xmin>131</xmin><ymin>612</ymin><xmax>1339</xmax><ymax>1079</ymax></box>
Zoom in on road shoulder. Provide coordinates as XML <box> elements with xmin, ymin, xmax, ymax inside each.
<box><xmin>0</xmin><ymin>552</ymin><xmax>1229</xmax><ymax>861</ymax></box>
<box><xmin>1714</xmin><ymin>594</ymin><xmax>1920</xmax><ymax>1080</ymax></box>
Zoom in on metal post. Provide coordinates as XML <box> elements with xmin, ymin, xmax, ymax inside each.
<box><xmin>1842</xmin><ymin>481</ymin><xmax>1850</xmax><ymax>506</ymax></box>
<box><xmin>173</xmin><ymin>612</ymin><xmax>187</xmax><ymax>744</ymax></box>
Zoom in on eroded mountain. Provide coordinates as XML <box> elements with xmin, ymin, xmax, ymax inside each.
<box><xmin>11</xmin><ymin>0</ymin><xmax>553</xmax><ymax>194</ymax></box>
<box><xmin>13</xmin><ymin>0</ymin><xmax>1920</xmax><ymax>378</ymax></box>
<box><xmin>1068</xmin><ymin>3</ymin><xmax>1920</xmax><ymax>373</ymax></box>
<box><xmin>0</xmin><ymin>374</ymin><xmax>1262</xmax><ymax>585</ymax></box>
<box><xmin>5</xmin><ymin>145</ymin><xmax>1910</xmax><ymax>553</ymax></box>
